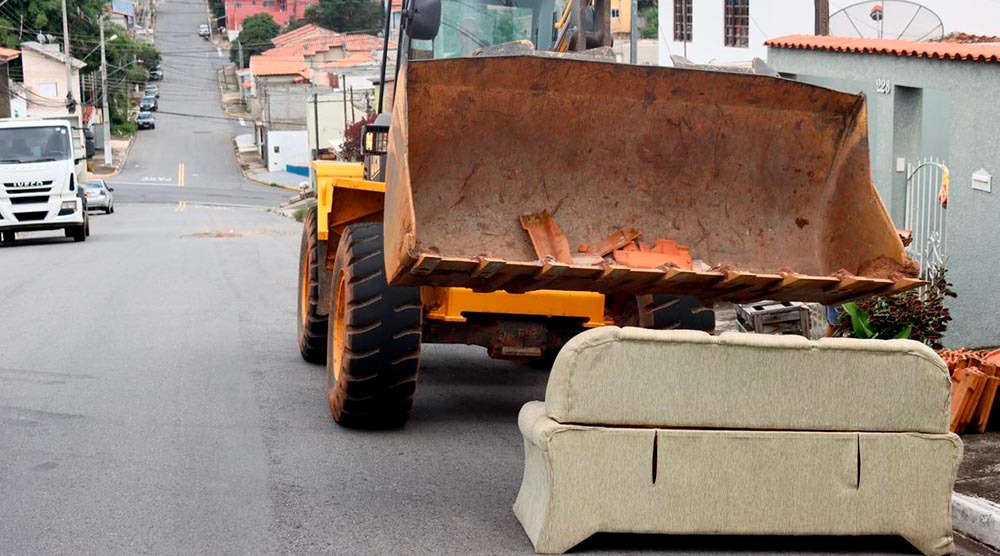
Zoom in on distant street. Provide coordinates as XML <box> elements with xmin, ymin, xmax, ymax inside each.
<box><xmin>108</xmin><ymin>0</ymin><xmax>288</xmax><ymax>208</ymax></box>
<box><xmin>1</xmin><ymin>1</ymin><xmax>997</xmax><ymax>556</ymax></box>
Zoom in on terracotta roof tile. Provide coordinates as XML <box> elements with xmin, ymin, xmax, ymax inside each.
<box><xmin>0</xmin><ymin>46</ymin><xmax>19</xmax><ymax>61</ymax></box>
<box><xmin>765</xmin><ymin>35</ymin><xmax>1000</xmax><ymax>64</ymax></box>
<box><xmin>271</xmin><ymin>23</ymin><xmax>337</xmax><ymax>47</ymax></box>
<box><xmin>249</xmin><ymin>54</ymin><xmax>311</xmax><ymax>78</ymax></box>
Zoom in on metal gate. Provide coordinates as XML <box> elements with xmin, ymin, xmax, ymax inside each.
<box><xmin>904</xmin><ymin>158</ymin><xmax>949</xmax><ymax>278</ymax></box>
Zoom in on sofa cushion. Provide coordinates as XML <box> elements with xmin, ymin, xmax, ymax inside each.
<box><xmin>544</xmin><ymin>327</ymin><xmax>950</xmax><ymax>433</ymax></box>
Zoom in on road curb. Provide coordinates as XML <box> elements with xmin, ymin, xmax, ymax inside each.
<box><xmin>953</xmin><ymin>492</ymin><xmax>1000</xmax><ymax>550</ymax></box>
<box><xmin>90</xmin><ymin>135</ymin><xmax>136</xmax><ymax>178</ymax></box>
<box><xmin>242</xmin><ymin>171</ymin><xmax>303</xmax><ymax>192</ymax></box>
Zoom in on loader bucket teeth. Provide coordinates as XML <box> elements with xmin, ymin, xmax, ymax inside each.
<box><xmin>382</xmin><ymin>55</ymin><xmax>921</xmax><ymax>304</ymax></box>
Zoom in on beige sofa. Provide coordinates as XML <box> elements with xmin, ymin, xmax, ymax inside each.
<box><xmin>514</xmin><ymin>327</ymin><xmax>962</xmax><ymax>555</ymax></box>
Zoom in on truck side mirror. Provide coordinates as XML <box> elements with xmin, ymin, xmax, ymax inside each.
<box><xmin>406</xmin><ymin>0</ymin><xmax>440</xmax><ymax>41</ymax></box>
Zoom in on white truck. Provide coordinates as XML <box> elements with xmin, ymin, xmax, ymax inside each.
<box><xmin>0</xmin><ymin>117</ymin><xmax>91</xmax><ymax>243</ymax></box>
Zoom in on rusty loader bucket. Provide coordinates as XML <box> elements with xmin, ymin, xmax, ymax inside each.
<box><xmin>383</xmin><ymin>55</ymin><xmax>921</xmax><ymax>304</ymax></box>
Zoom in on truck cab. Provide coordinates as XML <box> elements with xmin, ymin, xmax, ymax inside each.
<box><xmin>0</xmin><ymin>118</ymin><xmax>90</xmax><ymax>243</ymax></box>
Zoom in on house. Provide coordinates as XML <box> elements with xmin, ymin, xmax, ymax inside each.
<box><xmin>0</xmin><ymin>47</ymin><xmax>18</xmax><ymax>118</ymax></box>
<box><xmin>766</xmin><ymin>35</ymin><xmax>1000</xmax><ymax>348</ymax></box>
<box><xmin>608</xmin><ymin>0</ymin><xmax>631</xmax><ymax>35</ymax></box>
<box><xmin>659</xmin><ymin>0</ymin><xmax>1000</xmax><ymax>66</ymax></box>
<box><xmin>224</xmin><ymin>0</ymin><xmax>318</xmax><ymax>36</ymax></box>
<box><xmin>18</xmin><ymin>41</ymin><xmax>86</xmax><ymax>116</ymax></box>
<box><xmin>105</xmin><ymin>0</ymin><xmax>136</xmax><ymax>31</ymax></box>
<box><xmin>265</xmin><ymin>24</ymin><xmax>387</xmax><ymax>69</ymax></box>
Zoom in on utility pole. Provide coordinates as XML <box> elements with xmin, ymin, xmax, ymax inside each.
<box><xmin>100</xmin><ymin>14</ymin><xmax>112</xmax><ymax>165</ymax></box>
<box><xmin>238</xmin><ymin>40</ymin><xmax>244</xmax><ymax>69</ymax></box>
<box><xmin>60</xmin><ymin>0</ymin><xmax>75</xmax><ymax>113</ymax></box>
<box><xmin>629</xmin><ymin>0</ymin><xmax>637</xmax><ymax>63</ymax></box>
<box><xmin>814</xmin><ymin>0</ymin><xmax>830</xmax><ymax>36</ymax></box>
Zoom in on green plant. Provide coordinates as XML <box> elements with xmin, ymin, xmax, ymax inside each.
<box><xmin>230</xmin><ymin>13</ymin><xmax>281</xmax><ymax>67</ymax></box>
<box><xmin>836</xmin><ymin>264</ymin><xmax>956</xmax><ymax>349</ymax></box>
<box><xmin>292</xmin><ymin>205</ymin><xmax>311</xmax><ymax>222</ymax></box>
<box><xmin>639</xmin><ymin>5</ymin><xmax>658</xmax><ymax>39</ymax></box>
<box><xmin>842</xmin><ymin>302</ymin><xmax>912</xmax><ymax>340</ymax></box>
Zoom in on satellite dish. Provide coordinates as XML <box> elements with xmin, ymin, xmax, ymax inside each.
<box><xmin>45</xmin><ymin>34</ymin><xmax>55</xmax><ymax>44</ymax></box>
<box><xmin>36</xmin><ymin>32</ymin><xmax>46</xmax><ymax>43</ymax></box>
<box><xmin>830</xmin><ymin>1</ymin><xmax>944</xmax><ymax>41</ymax></box>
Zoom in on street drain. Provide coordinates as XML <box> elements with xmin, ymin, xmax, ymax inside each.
<box><xmin>184</xmin><ymin>231</ymin><xmax>243</xmax><ymax>238</ymax></box>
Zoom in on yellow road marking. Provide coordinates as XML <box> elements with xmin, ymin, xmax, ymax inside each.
<box><xmin>174</xmin><ymin>201</ymin><xmax>187</xmax><ymax>212</ymax></box>
<box><xmin>178</xmin><ymin>163</ymin><xmax>185</xmax><ymax>187</ymax></box>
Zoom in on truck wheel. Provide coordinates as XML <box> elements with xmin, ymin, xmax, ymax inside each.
<box><xmin>0</xmin><ymin>231</ymin><xmax>14</xmax><ymax>244</ymax></box>
<box><xmin>326</xmin><ymin>223</ymin><xmax>422</xmax><ymax>429</ymax></box>
<box><xmin>297</xmin><ymin>206</ymin><xmax>327</xmax><ymax>363</ymax></box>
<box><xmin>67</xmin><ymin>224</ymin><xmax>87</xmax><ymax>242</ymax></box>
<box><xmin>636</xmin><ymin>294</ymin><xmax>715</xmax><ymax>331</ymax></box>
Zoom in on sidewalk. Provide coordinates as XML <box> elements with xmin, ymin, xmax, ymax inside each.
<box><xmin>232</xmin><ymin>133</ymin><xmax>304</xmax><ymax>192</ymax></box>
<box><xmin>954</xmin><ymin>432</ymin><xmax>1000</xmax><ymax>549</ymax></box>
<box><xmin>218</xmin><ymin>66</ymin><xmax>250</xmax><ymax>120</ymax></box>
<box><xmin>89</xmin><ymin>136</ymin><xmax>134</xmax><ymax>178</ymax></box>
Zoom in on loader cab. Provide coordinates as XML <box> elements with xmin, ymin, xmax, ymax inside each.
<box><xmin>407</xmin><ymin>0</ymin><xmax>557</xmax><ymax>59</ymax></box>
<box><xmin>361</xmin><ymin>113</ymin><xmax>392</xmax><ymax>182</ymax></box>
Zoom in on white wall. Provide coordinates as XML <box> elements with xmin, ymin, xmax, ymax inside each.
<box><xmin>659</xmin><ymin>0</ymin><xmax>1000</xmax><ymax>67</ymax></box>
<box><xmin>266</xmin><ymin>130</ymin><xmax>310</xmax><ymax>172</ymax></box>
<box><xmin>658</xmin><ymin>0</ymin><xmax>814</xmax><ymax>65</ymax></box>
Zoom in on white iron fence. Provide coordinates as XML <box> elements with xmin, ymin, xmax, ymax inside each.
<box><xmin>904</xmin><ymin>157</ymin><xmax>948</xmax><ymax>279</ymax></box>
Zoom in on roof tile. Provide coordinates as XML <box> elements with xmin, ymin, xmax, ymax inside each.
<box><xmin>766</xmin><ymin>35</ymin><xmax>1000</xmax><ymax>63</ymax></box>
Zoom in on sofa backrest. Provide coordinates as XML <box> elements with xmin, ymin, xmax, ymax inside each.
<box><xmin>544</xmin><ymin>327</ymin><xmax>950</xmax><ymax>433</ymax></box>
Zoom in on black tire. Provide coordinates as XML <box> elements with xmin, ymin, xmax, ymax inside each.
<box><xmin>84</xmin><ymin>213</ymin><xmax>90</xmax><ymax>237</ymax></box>
<box><xmin>636</xmin><ymin>294</ymin><xmax>715</xmax><ymax>331</ymax></box>
<box><xmin>67</xmin><ymin>224</ymin><xmax>86</xmax><ymax>242</ymax></box>
<box><xmin>0</xmin><ymin>231</ymin><xmax>14</xmax><ymax>244</ymax></box>
<box><xmin>326</xmin><ymin>222</ymin><xmax>422</xmax><ymax>429</ymax></box>
<box><xmin>297</xmin><ymin>206</ymin><xmax>327</xmax><ymax>363</ymax></box>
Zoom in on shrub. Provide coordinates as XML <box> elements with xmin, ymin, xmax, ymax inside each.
<box><xmin>835</xmin><ymin>264</ymin><xmax>956</xmax><ymax>349</ymax></box>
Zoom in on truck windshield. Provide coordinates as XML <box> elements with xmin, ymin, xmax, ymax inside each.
<box><xmin>0</xmin><ymin>126</ymin><xmax>72</xmax><ymax>163</ymax></box>
<box><xmin>411</xmin><ymin>0</ymin><xmax>557</xmax><ymax>59</ymax></box>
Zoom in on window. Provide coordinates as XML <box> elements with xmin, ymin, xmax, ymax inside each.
<box><xmin>673</xmin><ymin>0</ymin><xmax>692</xmax><ymax>42</ymax></box>
<box><xmin>611</xmin><ymin>8</ymin><xmax>620</xmax><ymax>18</ymax></box>
<box><xmin>234</xmin><ymin>2</ymin><xmax>241</xmax><ymax>7</ymax></box>
<box><xmin>724</xmin><ymin>0</ymin><xmax>749</xmax><ymax>48</ymax></box>
<box><xmin>263</xmin><ymin>0</ymin><xmax>274</xmax><ymax>6</ymax></box>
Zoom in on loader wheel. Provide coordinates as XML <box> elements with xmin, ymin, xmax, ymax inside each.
<box><xmin>297</xmin><ymin>206</ymin><xmax>327</xmax><ymax>363</ymax></box>
<box><xmin>326</xmin><ymin>223</ymin><xmax>422</xmax><ymax>429</ymax></box>
<box><xmin>636</xmin><ymin>294</ymin><xmax>715</xmax><ymax>332</ymax></box>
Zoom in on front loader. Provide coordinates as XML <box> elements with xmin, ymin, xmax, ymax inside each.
<box><xmin>296</xmin><ymin>0</ymin><xmax>921</xmax><ymax>428</ymax></box>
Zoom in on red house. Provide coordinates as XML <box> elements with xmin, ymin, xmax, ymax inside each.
<box><xmin>225</xmin><ymin>0</ymin><xmax>317</xmax><ymax>33</ymax></box>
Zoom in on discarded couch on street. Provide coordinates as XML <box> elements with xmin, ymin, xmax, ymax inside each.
<box><xmin>514</xmin><ymin>327</ymin><xmax>962</xmax><ymax>555</ymax></box>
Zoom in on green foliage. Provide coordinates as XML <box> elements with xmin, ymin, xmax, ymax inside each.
<box><xmin>639</xmin><ymin>5</ymin><xmax>658</xmax><ymax>39</ymax></box>
<box><xmin>292</xmin><ymin>204</ymin><xmax>312</xmax><ymax>222</ymax></box>
<box><xmin>836</xmin><ymin>264</ymin><xmax>956</xmax><ymax>349</ymax></box>
<box><xmin>0</xmin><ymin>2</ymin><xmax>161</xmax><ymax>136</ymax></box>
<box><xmin>303</xmin><ymin>0</ymin><xmax>385</xmax><ymax>34</ymax></box>
<box><xmin>111</xmin><ymin>119</ymin><xmax>136</xmax><ymax>135</ymax></box>
<box><xmin>230</xmin><ymin>13</ymin><xmax>281</xmax><ymax>67</ymax></box>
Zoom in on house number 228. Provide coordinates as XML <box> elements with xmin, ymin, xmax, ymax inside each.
<box><xmin>875</xmin><ymin>79</ymin><xmax>892</xmax><ymax>94</ymax></box>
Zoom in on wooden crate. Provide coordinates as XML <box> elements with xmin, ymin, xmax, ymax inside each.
<box><xmin>735</xmin><ymin>301</ymin><xmax>812</xmax><ymax>337</ymax></box>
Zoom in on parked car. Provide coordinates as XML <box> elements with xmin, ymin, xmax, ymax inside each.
<box><xmin>84</xmin><ymin>179</ymin><xmax>114</xmax><ymax>214</ymax></box>
<box><xmin>144</xmin><ymin>84</ymin><xmax>159</xmax><ymax>98</ymax></box>
<box><xmin>149</xmin><ymin>67</ymin><xmax>163</xmax><ymax>81</ymax></box>
<box><xmin>139</xmin><ymin>95</ymin><xmax>158</xmax><ymax>111</ymax></box>
<box><xmin>198</xmin><ymin>24</ymin><xmax>211</xmax><ymax>39</ymax></box>
<box><xmin>137</xmin><ymin>111</ymin><xmax>156</xmax><ymax>130</ymax></box>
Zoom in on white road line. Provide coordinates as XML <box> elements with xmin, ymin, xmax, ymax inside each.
<box><xmin>239</xmin><ymin>118</ymin><xmax>246</xmax><ymax>127</ymax></box>
<box><xmin>217</xmin><ymin>48</ymin><xmax>223</xmax><ymax>58</ymax></box>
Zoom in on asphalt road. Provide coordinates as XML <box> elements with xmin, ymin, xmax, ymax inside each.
<box><xmin>1</xmin><ymin>2</ymin><xmax>997</xmax><ymax>556</ymax></box>
<box><xmin>107</xmin><ymin>0</ymin><xmax>289</xmax><ymax>208</ymax></box>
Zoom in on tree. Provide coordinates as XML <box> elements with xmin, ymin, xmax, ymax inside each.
<box><xmin>303</xmin><ymin>0</ymin><xmax>384</xmax><ymax>34</ymax></box>
<box><xmin>230</xmin><ymin>13</ymin><xmax>281</xmax><ymax>67</ymax></box>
